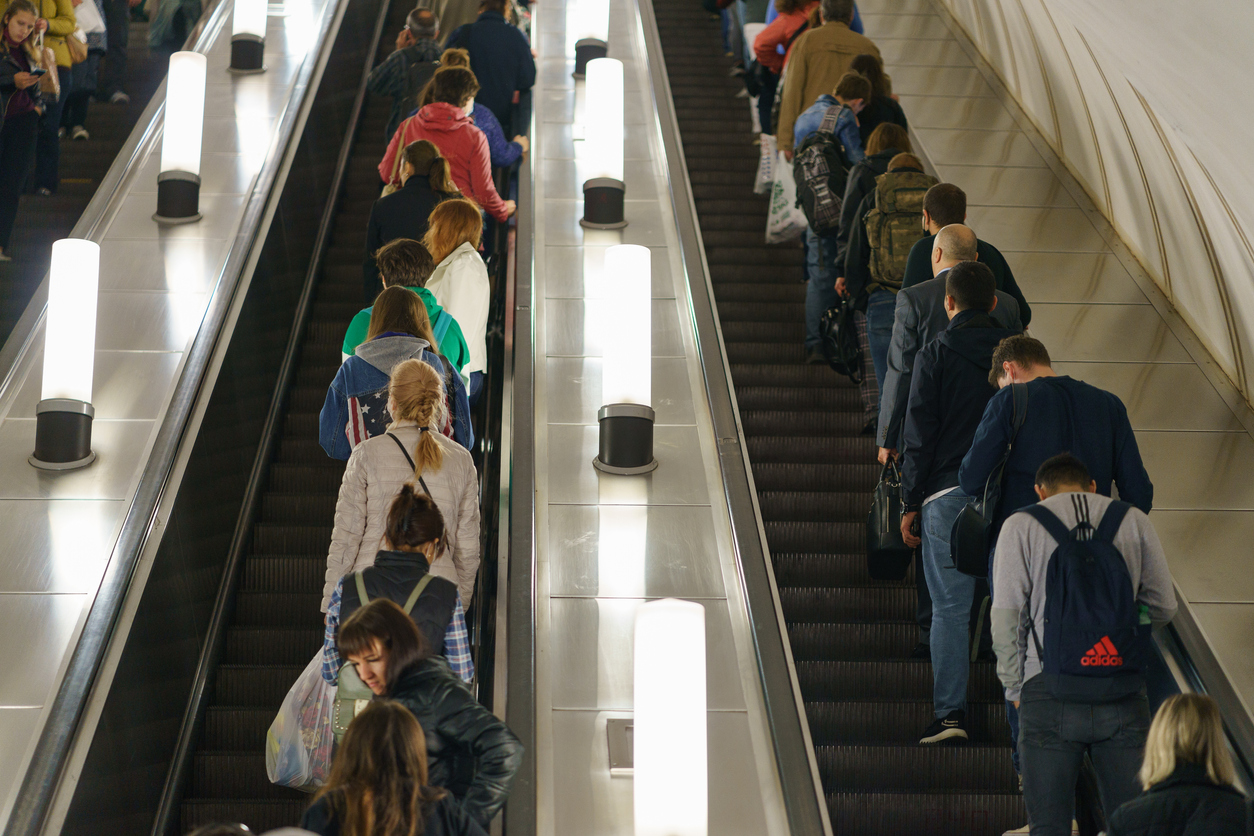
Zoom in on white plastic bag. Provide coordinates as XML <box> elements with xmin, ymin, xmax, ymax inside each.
<box><xmin>266</xmin><ymin>651</ymin><xmax>337</xmax><ymax>790</ymax></box>
<box><xmin>75</xmin><ymin>0</ymin><xmax>106</xmax><ymax>35</ymax></box>
<box><xmin>765</xmin><ymin>151</ymin><xmax>807</xmax><ymax>244</ymax></box>
<box><xmin>754</xmin><ymin>134</ymin><xmax>776</xmax><ymax>195</ymax></box>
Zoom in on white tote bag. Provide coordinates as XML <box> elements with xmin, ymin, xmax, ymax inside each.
<box><xmin>765</xmin><ymin>151</ymin><xmax>807</xmax><ymax>244</ymax></box>
<box><xmin>75</xmin><ymin>0</ymin><xmax>106</xmax><ymax>35</ymax></box>
<box><xmin>754</xmin><ymin>133</ymin><xmax>776</xmax><ymax>195</ymax></box>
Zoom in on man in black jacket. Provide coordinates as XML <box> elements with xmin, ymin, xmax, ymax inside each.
<box><xmin>445</xmin><ymin>0</ymin><xmax>536</xmax><ymax>136</ymax></box>
<box><xmin>898</xmin><ymin>261</ymin><xmax>1020</xmax><ymax>745</ymax></box>
<box><xmin>367</xmin><ymin>7</ymin><xmax>444</xmax><ymax>141</ymax></box>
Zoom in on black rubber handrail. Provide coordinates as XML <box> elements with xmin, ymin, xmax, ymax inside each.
<box><xmin>147</xmin><ymin>0</ymin><xmax>395</xmax><ymax>832</ymax></box>
<box><xmin>0</xmin><ymin>3</ymin><xmax>349</xmax><ymax>835</ymax></box>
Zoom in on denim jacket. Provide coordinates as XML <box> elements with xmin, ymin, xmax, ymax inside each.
<box><xmin>793</xmin><ymin>94</ymin><xmax>865</xmax><ymax>166</ymax></box>
<box><xmin>318</xmin><ymin>333</ymin><xmax>473</xmax><ymax>460</ymax></box>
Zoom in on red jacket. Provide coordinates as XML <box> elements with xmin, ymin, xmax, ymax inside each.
<box><xmin>379</xmin><ymin>102</ymin><xmax>509</xmax><ymax>222</ymax></box>
<box><xmin>752</xmin><ymin>3</ymin><xmax>817</xmax><ymax>74</ymax></box>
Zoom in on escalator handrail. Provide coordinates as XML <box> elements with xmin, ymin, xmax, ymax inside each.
<box><xmin>0</xmin><ymin>3</ymin><xmax>351</xmax><ymax>835</ymax></box>
<box><xmin>633</xmin><ymin>1</ymin><xmax>832</xmax><ymax>834</ymax></box>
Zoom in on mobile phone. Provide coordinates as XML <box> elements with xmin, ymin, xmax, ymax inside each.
<box><xmin>30</xmin><ymin>68</ymin><xmax>47</xmax><ymax>76</ymax></box>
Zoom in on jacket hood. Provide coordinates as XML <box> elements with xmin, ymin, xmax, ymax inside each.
<box><xmin>404</xmin><ymin>284</ymin><xmax>446</xmax><ymax>318</ymax></box>
<box><xmin>938</xmin><ymin>310</ymin><xmax>1019</xmax><ymax>371</ymax></box>
<box><xmin>417</xmin><ymin>102</ymin><xmax>473</xmax><ymax>132</ymax></box>
<box><xmin>354</xmin><ymin>334</ymin><xmax>432</xmax><ymax>375</ymax></box>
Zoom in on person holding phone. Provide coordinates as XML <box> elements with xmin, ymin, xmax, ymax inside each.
<box><xmin>0</xmin><ymin>0</ymin><xmax>44</xmax><ymax>261</ymax></box>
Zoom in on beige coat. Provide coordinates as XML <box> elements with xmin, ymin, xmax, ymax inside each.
<box><xmin>776</xmin><ymin>21</ymin><xmax>881</xmax><ymax>151</ymax></box>
<box><xmin>322</xmin><ymin>422</ymin><xmax>480</xmax><ymax>611</ymax></box>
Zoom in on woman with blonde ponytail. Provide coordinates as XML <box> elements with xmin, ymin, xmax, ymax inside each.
<box><xmin>323</xmin><ymin>358</ymin><xmax>481</xmax><ymax>610</ymax></box>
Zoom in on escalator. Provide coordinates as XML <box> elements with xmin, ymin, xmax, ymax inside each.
<box><xmin>652</xmin><ymin>4</ymin><xmax>1024</xmax><ymax>833</ymax></box>
<box><xmin>0</xmin><ymin>16</ymin><xmax>163</xmax><ymax>344</ymax></box>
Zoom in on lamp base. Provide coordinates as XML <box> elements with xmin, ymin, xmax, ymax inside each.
<box><xmin>229</xmin><ymin>35</ymin><xmax>267</xmax><ymax>73</ymax></box>
<box><xmin>592</xmin><ymin>403</ymin><xmax>657</xmax><ymax>475</ymax></box>
<box><xmin>581</xmin><ymin>177</ymin><xmax>628</xmax><ymax>230</ymax></box>
<box><xmin>154</xmin><ymin>171</ymin><xmax>202</xmax><ymax>224</ymax></box>
<box><xmin>29</xmin><ymin>399</ymin><xmax>96</xmax><ymax>471</ymax></box>
<box><xmin>573</xmin><ymin>38</ymin><xmax>608</xmax><ymax>79</ymax></box>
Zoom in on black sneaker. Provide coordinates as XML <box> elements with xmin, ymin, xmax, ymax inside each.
<box><xmin>920</xmin><ymin>710</ymin><xmax>969</xmax><ymax>745</ymax></box>
<box><xmin>804</xmin><ymin>348</ymin><xmax>826</xmax><ymax>365</ymax></box>
<box><xmin>909</xmin><ymin>641</ymin><xmax>931</xmax><ymax>659</ymax></box>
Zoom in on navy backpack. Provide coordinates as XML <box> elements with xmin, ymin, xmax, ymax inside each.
<box><xmin>1024</xmin><ymin>499</ymin><xmax>1151</xmax><ymax>700</ymax></box>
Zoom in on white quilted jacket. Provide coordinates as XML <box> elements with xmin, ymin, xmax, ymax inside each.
<box><xmin>322</xmin><ymin>421</ymin><xmax>481</xmax><ymax>611</ymax></box>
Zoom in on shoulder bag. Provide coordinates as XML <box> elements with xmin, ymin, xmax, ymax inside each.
<box><xmin>866</xmin><ymin>459</ymin><xmax>913</xmax><ymax>581</ymax></box>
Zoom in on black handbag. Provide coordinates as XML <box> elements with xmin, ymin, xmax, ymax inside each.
<box><xmin>950</xmin><ymin>383</ymin><xmax>1028</xmax><ymax>577</ymax></box>
<box><xmin>867</xmin><ymin>460</ymin><xmax>913</xmax><ymax>581</ymax></box>
<box><xmin>820</xmin><ymin>297</ymin><xmax>863</xmax><ymax>384</ymax></box>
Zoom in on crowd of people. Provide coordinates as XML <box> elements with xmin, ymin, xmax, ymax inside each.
<box><xmin>745</xmin><ymin>0</ymin><xmax>1252</xmax><ymax>833</ymax></box>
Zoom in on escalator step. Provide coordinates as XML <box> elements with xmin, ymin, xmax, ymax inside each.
<box><xmin>750</xmin><ymin>463</ymin><xmax>880</xmax><ymax>492</ymax></box>
<box><xmin>825</xmin><ymin>791</ymin><xmax>1024</xmax><ymax>836</ymax></box>
<box><xmin>182</xmin><ymin>800</ymin><xmax>307</xmax><ymax>835</ymax></box>
<box><xmin>747</xmin><ymin>436</ymin><xmax>874</xmax><ymax>464</ymax></box>
<box><xmin>816</xmin><ymin>745</ymin><xmax>1018</xmax><ymax>793</ymax></box>
<box><xmin>795</xmin><ymin>660</ymin><xmax>1002</xmax><ymax>701</ymax></box>
<box><xmin>772</xmin><ymin>553</ymin><xmax>909</xmax><ymax>587</ymax></box>
<box><xmin>764</xmin><ymin>521</ymin><xmax>863</xmax><ymax>553</ymax></box>
<box><xmin>250</xmin><ymin>524</ymin><xmax>334</xmax><ymax>554</ymax></box>
<box><xmin>233</xmin><ymin>592</ymin><xmax>325</xmax><ymax>629</ymax></box>
<box><xmin>224</xmin><ymin>627</ymin><xmax>322</xmax><ymax>664</ymax></box>
<box><xmin>259</xmin><ymin>493</ymin><xmax>339</xmax><ymax>524</ymax></box>
<box><xmin>804</xmin><ymin>700</ymin><xmax>1013</xmax><ymax>746</ymax></box>
<box><xmin>214</xmin><ymin>664</ymin><xmax>306</xmax><ymax>707</ymax></box>
<box><xmin>777</xmin><ymin>587</ymin><xmax>915</xmax><ymax>622</ymax></box>
<box><xmin>735</xmin><ymin>386</ymin><xmax>863</xmax><ymax>412</ymax></box>
<box><xmin>787</xmin><ymin>622</ymin><xmax>919</xmax><ymax>660</ymax></box>
<box><xmin>201</xmin><ymin>708</ymin><xmax>286</xmax><ymax>752</ymax></box>
<box><xmin>759</xmin><ymin>492</ymin><xmax>867</xmax><ymax>522</ymax></box>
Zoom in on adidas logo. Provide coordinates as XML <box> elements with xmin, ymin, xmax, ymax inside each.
<box><xmin>1081</xmin><ymin>636</ymin><xmax>1123</xmax><ymax>667</ymax></box>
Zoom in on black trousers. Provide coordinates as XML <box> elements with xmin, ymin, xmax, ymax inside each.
<box><xmin>99</xmin><ymin>0</ymin><xmax>129</xmax><ymax>97</ymax></box>
<box><xmin>0</xmin><ymin>110</ymin><xmax>40</xmax><ymax>249</ymax></box>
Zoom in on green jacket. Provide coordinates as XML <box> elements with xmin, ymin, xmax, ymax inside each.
<box><xmin>341</xmin><ymin>285</ymin><xmax>471</xmax><ymax>377</ymax></box>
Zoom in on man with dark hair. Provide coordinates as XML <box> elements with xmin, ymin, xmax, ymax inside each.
<box><xmin>899</xmin><ymin>183</ymin><xmax>1031</xmax><ymax>325</ymax></box>
<box><xmin>445</xmin><ymin>0</ymin><xmax>536</xmax><ymax>136</ymax></box>
<box><xmin>993</xmin><ymin>452</ymin><xmax>1175</xmax><ymax>835</ymax></box>
<box><xmin>896</xmin><ymin>261</ymin><xmax>1021</xmax><ymax>744</ymax></box>
<box><xmin>776</xmin><ymin>0</ymin><xmax>880</xmax><ymax>152</ymax></box>
<box><xmin>342</xmin><ymin>239</ymin><xmax>471</xmax><ymax>374</ymax></box>
<box><xmin>367</xmin><ymin>7</ymin><xmax>444</xmax><ymax>140</ymax></box>
<box><xmin>960</xmin><ymin>334</ymin><xmax>1154</xmax><ymax>530</ymax></box>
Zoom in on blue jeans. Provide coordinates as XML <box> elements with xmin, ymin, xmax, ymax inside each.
<box><xmin>468</xmin><ymin>370</ymin><xmax>484</xmax><ymax>407</ymax></box>
<box><xmin>921</xmin><ymin>492</ymin><xmax>976</xmax><ymax>717</ymax></box>
<box><xmin>804</xmin><ymin>228</ymin><xmax>840</xmax><ymax>350</ymax></box>
<box><xmin>1018</xmin><ymin>676</ymin><xmax>1149</xmax><ymax>836</ymax></box>
<box><xmin>865</xmin><ymin>289</ymin><xmax>896</xmax><ymax>397</ymax></box>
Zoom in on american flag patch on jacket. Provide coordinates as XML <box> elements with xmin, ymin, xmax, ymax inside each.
<box><xmin>346</xmin><ymin>389</ymin><xmax>392</xmax><ymax>450</ymax></box>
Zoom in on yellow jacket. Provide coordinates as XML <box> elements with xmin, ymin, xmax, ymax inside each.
<box><xmin>776</xmin><ymin>21</ymin><xmax>880</xmax><ymax>151</ymax></box>
<box><xmin>0</xmin><ymin>0</ymin><xmax>76</xmax><ymax>68</ymax></box>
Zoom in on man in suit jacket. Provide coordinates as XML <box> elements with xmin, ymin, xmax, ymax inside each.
<box><xmin>877</xmin><ymin>224</ymin><xmax>1023</xmax><ymax>458</ymax></box>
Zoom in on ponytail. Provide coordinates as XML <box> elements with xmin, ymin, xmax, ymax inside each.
<box><xmin>385</xmin><ymin>483</ymin><xmax>448</xmax><ymax>556</ymax></box>
<box><xmin>388</xmin><ymin>359</ymin><xmax>445</xmax><ymax>477</ymax></box>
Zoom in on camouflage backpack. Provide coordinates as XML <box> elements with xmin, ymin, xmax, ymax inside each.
<box><xmin>864</xmin><ymin>169</ymin><xmax>938</xmax><ymax>292</ymax></box>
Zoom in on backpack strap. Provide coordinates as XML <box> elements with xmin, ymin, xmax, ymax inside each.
<box><xmin>432</xmin><ymin>310</ymin><xmax>454</xmax><ymax>347</ymax></box>
<box><xmin>1021</xmin><ymin>504</ymin><xmax>1073</xmax><ymax>546</ymax></box>
<box><xmin>402</xmin><ymin>573</ymin><xmax>436</xmax><ymax>615</ymax></box>
<box><xmin>354</xmin><ymin>571</ymin><xmax>369</xmax><ymax>605</ymax></box>
<box><xmin>783</xmin><ymin>18</ymin><xmax>808</xmax><ymax>50</ymax></box>
<box><xmin>386</xmin><ymin>431</ymin><xmax>433</xmax><ymax>496</ymax></box>
<box><xmin>1093</xmin><ymin>500</ymin><xmax>1132</xmax><ymax>545</ymax></box>
<box><xmin>817</xmin><ymin>104</ymin><xmax>843</xmax><ymax>136</ymax></box>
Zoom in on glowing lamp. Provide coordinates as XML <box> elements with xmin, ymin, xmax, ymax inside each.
<box><xmin>31</xmin><ymin>239</ymin><xmax>100</xmax><ymax>470</ymax></box>
<box><xmin>155</xmin><ymin>52</ymin><xmax>207</xmax><ymax>224</ymax></box>
<box><xmin>633</xmin><ymin>599</ymin><xmax>708</xmax><ymax>836</ymax></box>
<box><xmin>593</xmin><ymin>244</ymin><xmax>655</xmax><ymax>475</ymax></box>
<box><xmin>572</xmin><ymin>0</ymin><xmax>609</xmax><ymax>78</ymax></box>
<box><xmin>581</xmin><ymin>58</ymin><xmax>627</xmax><ymax>230</ymax></box>
<box><xmin>230</xmin><ymin>0</ymin><xmax>268</xmax><ymax>72</ymax></box>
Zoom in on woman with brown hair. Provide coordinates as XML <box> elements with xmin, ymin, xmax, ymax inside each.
<box><xmin>334</xmin><ymin>600</ymin><xmax>523</xmax><ymax>829</ymax></box>
<box><xmin>379</xmin><ymin>65</ymin><xmax>514</xmax><ymax>222</ymax></box>
<box><xmin>849</xmin><ymin>52</ymin><xmax>907</xmax><ymax>144</ymax></box>
<box><xmin>423</xmin><ymin>198</ymin><xmax>489</xmax><ymax>405</ymax></box>
<box><xmin>412</xmin><ymin>48</ymin><xmax>527</xmax><ymax>170</ymax></box>
<box><xmin>321</xmin><ymin>340</ymin><xmax>480</xmax><ymax>609</ymax></box>
<box><xmin>319</xmin><ymin>285</ymin><xmax>474</xmax><ymax>460</ymax></box>
<box><xmin>364</xmin><ymin>139</ymin><xmax>461</xmax><ymax>300</ymax></box>
<box><xmin>301</xmin><ymin>700</ymin><xmax>488</xmax><ymax>836</ymax></box>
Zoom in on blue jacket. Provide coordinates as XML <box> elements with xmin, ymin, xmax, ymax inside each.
<box><xmin>900</xmin><ymin>310</ymin><xmax>1021</xmax><ymax>509</ymax></box>
<box><xmin>958</xmin><ymin>375</ymin><xmax>1153</xmax><ymax>526</ymax></box>
<box><xmin>765</xmin><ymin>1</ymin><xmax>862</xmax><ymax>33</ymax></box>
<box><xmin>445</xmin><ymin>12</ymin><xmax>536</xmax><ymax>134</ymax></box>
<box><xmin>319</xmin><ymin>334</ymin><xmax>473</xmax><ymax>460</ymax></box>
<box><xmin>792</xmin><ymin>95</ymin><xmax>865</xmax><ymax>165</ymax></box>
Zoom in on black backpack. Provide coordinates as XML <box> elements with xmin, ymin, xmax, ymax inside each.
<box><xmin>819</xmin><ymin>297</ymin><xmax>862</xmax><ymax>383</ymax></box>
<box><xmin>1023</xmin><ymin>499</ymin><xmax>1151</xmax><ymax>700</ymax></box>
<box><xmin>792</xmin><ymin>105</ymin><xmax>851</xmax><ymax>236</ymax></box>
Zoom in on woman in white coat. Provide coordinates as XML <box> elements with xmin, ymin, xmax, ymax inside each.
<box><xmin>424</xmin><ymin>198</ymin><xmax>490</xmax><ymax>404</ymax></box>
<box><xmin>322</xmin><ymin>358</ymin><xmax>481</xmax><ymax>610</ymax></box>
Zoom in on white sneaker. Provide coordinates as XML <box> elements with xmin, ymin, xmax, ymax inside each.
<box><xmin>109</xmin><ymin>90</ymin><xmax>130</xmax><ymax>104</ymax></box>
<box><xmin>70</xmin><ymin>125</ymin><xmax>89</xmax><ymax>141</ymax></box>
<box><xmin>1000</xmin><ymin>819</ymin><xmax>1079</xmax><ymax>835</ymax></box>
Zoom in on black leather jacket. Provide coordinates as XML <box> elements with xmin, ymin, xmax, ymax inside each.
<box><xmin>0</xmin><ymin>45</ymin><xmax>42</xmax><ymax>133</ymax></box>
<box><xmin>389</xmin><ymin>658</ymin><xmax>523</xmax><ymax>826</ymax></box>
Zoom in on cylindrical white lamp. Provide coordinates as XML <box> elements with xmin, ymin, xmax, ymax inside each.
<box><xmin>572</xmin><ymin>0</ymin><xmax>609</xmax><ymax>78</ymax></box>
<box><xmin>155</xmin><ymin>51</ymin><xmax>208</xmax><ymax>224</ymax></box>
<box><xmin>634</xmin><ymin>599</ymin><xmax>708</xmax><ymax>836</ymax></box>
<box><xmin>593</xmin><ymin>244</ymin><xmax>655</xmax><ymax>474</ymax></box>
<box><xmin>230</xmin><ymin>0</ymin><xmax>267</xmax><ymax>72</ymax></box>
<box><xmin>581</xmin><ymin>58</ymin><xmax>627</xmax><ymax>230</ymax></box>
<box><xmin>31</xmin><ymin>239</ymin><xmax>100</xmax><ymax>471</ymax></box>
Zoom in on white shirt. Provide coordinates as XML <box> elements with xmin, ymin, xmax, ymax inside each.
<box><xmin>426</xmin><ymin>241</ymin><xmax>490</xmax><ymax>375</ymax></box>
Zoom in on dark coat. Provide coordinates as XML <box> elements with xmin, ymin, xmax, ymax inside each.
<box><xmin>390</xmin><ymin>659</ymin><xmax>524</xmax><ymax>827</ymax></box>
<box><xmin>958</xmin><ymin>374</ymin><xmax>1153</xmax><ymax>527</ymax></box>
<box><xmin>445</xmin><ymin>12</ymin><xmax>536</xmax><ymax>135</ymax></box>
<box><xmin>0</xmin><ymin>45</ymin><xmax>43</xmax><ymax>134</ymax></box>
<box><xmin>339</xmin><ymin>550</ymin><xmax>459</xmax><ymax>656</ymax></box>
<box><xmin>832</xmin><ymin>147</ymin><xmax>897</xmax><ymax>270</ymax></box>
<box><xmin>1106</xmin><ymin>763</ymin><xmax>1250</xmax><ymax>836</ymax></box>
<box><xmin>857</xmin><ymin>94</ymin><xmax>908</xmax><ymax>145</ymax></box>
<box><xmin>900</xmin><ymin>309</ymin><xmax>1021</xmax><ymax>508</ymax></box>
<box><xmin>902</xmin><ymin>233</ymin><xmax>1033</xmax><ymax>327</ymax></box>
<box><xmin>363</xmin><ymin>176</ymin><xmax>455</xmax><ymax>300</ymax></box>
<box><xmin>302</xmin><ymin>791</ymin><xmax>489</xmax><ymax>836</ymax></box>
